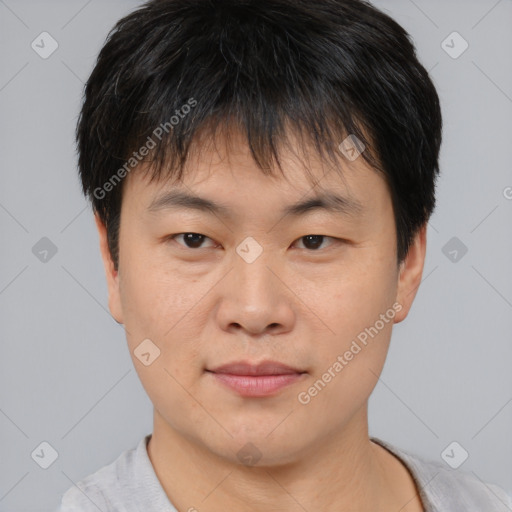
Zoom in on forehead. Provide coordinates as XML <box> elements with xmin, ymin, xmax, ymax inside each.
<box><xmin>123</xmin><ymin>127</ymin><xmax>389</xmax><ymax>219</ymax></box>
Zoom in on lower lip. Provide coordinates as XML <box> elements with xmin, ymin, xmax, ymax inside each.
<box><xmin>208</xmin><ymin>372</ymin><xmax>304</xmax><ymax>397</ymax></box>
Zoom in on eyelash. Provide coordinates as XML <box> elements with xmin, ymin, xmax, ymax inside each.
<box><xmin>166</xmin><ymin>233</ymin><xmax>341</xmax><ymax>251</ymax></box>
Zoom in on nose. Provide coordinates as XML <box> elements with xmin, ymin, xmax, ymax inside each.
<box><xmin>215</xmin><ymin>250</ymin><xmax>296</xmax><ymax>337</ymax></box>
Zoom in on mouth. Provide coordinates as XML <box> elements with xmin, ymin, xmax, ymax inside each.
<box><xmin>205</xmin><ymin>360</ymin><xmax>307</xmax><ymax>397</ymax></box>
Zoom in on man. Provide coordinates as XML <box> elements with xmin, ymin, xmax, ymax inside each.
<box><xmin>58</xmin><ymin>0</ymin><xmax>512</xmax><ymax>510</ymax></box>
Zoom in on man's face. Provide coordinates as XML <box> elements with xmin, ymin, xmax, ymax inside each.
<box><xmin>97</xmin><ymin>130</ymin><xmax>425</xmax><ymax>465</ymax></box>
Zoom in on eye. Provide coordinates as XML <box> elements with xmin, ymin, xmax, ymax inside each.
<box><xmin>167</xmin><ymin>233</ymin><xmax>340</xmax><ymax>251</ymax></box>
<box><xmin>168</xmin><ymin>232</ymin><xmax>217</xmax><ymax>249</ymax></box>
<box><xmin>293</xmin><ymin>235</ymin><xmax>337</xmax><ymax>251</ymax></box>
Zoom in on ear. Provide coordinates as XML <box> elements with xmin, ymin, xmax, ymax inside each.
<box><xmin>94</xmin><ymin>213</ymin><xmax>124</xmax><ymax>324</ymax></box>
<box><xmin>393</xmin><ymin>223</ymin><xmax>427</xmax><ymax>324</ymax></box>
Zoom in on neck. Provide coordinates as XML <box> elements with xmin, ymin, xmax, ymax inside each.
<box><xmin>147</xmin><ymin>407</ymin><xmax>406</xmax><ymax>512</ymax></box>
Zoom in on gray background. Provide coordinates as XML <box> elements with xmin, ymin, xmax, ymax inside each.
<box><xmin>0</xmin><ymin>0</ymin><xmax>511</xmax><ymax>510</ymax></box>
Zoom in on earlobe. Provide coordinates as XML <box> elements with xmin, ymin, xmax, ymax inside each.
<box><xmin>94</xmin><ymin>213</ymin><xmax>124</xmax><ymax>324</ymax></box>
<box><xmin>393</xmin><ymin>223</ymin><xmax>427</xmax><ymax>324</ymax></box>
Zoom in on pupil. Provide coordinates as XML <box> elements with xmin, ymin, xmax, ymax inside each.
<box><xmin>185</xmin><ymin>233</ymin><xmax>204</xmax><ymax>248</ymax></box>
<box><xmin>304</xmin><ymin>235</ymin><xmax>323</xmax><ymax>250</ymax></box>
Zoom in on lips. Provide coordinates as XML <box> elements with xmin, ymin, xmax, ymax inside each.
<box><xmin>206</xmin><ymin>360</ymin><xmax>306</xmax><ymax>397</ymax></box>
<box><xmin>208</xmin><ymin>360</ymin><xmax>304</xmax><ymax>376</ymax></box>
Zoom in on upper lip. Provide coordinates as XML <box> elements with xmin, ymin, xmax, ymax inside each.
<box><xmin>208</xmin><ymin>360</ymin><xmax>305</xmax><ymax>376</ymax></box>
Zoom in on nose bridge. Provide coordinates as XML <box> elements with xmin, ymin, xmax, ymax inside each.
<box><xmin>215</xmin><ymin>237</ymin><xmax>294</xmax><ymax>335</ymax></box>
<box><xmin>233</xmin><ymin>237</ymin><xmax>281</xmax><ymax>307</ymax></box>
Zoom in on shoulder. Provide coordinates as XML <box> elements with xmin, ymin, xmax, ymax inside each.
<box><xmin>56</xmin><ymin>437</ymin><xmax>146</xmax><ymax>512</ymax></box>
<box><xmin>371</xmin><ymin>437</ymin><xmax>512</xmax><ymax>512</ymax></box>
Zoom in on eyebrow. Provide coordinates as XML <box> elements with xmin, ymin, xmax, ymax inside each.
<box><xmin>147</xmin><ymin>190</ymin><xmax>365</xmax><ymax>219</ymax></box>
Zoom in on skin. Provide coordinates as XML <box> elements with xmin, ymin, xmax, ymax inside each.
<box><xmin>95</xmin><ymin>128</ymin><xmax>427</xmax><ymax>512</ymax></box>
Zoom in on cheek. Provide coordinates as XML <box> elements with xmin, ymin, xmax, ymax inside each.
<box><xmin>297</xmin><ymin>245</ymin><xmax>398</xmax><ymax>395</ymax></box>
<box><xmin>312</xmin><ymin>251</ymin><xmax>398</xmax><ymax>337</ymax></box>
<box><xmin>117</xmin><ymin>246</ymin><xmax>209</xmax><ymax>379</ymax></box>
<box><xmin>120</xmin><ymin>243</ymin><xmax>192</xmax><ymax>326</ymax></box>
<box><xmin>119</xmin><ymin>257</ymin><xmax>206</xmax><ymax>418</ymax></box>
<box><xmin>295</xmin><ymin>275</ymin><xmax>396</xmax><ymax>425</ymax></box>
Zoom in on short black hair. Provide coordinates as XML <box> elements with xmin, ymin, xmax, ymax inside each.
<box><xmin>77</xmin><ymin>0</ymin><xmax>442</xmax><ymax>269</ymax></box>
